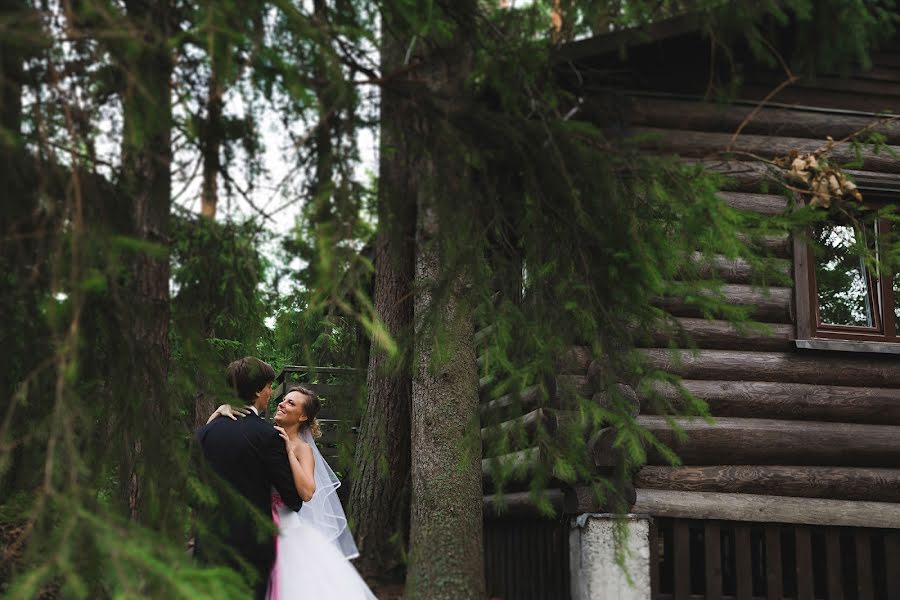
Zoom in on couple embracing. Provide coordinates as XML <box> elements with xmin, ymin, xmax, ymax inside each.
<box><xmin>194</xmin><ymin>356</ymin><xmax>375</xmax><ymax>599</ymax></box>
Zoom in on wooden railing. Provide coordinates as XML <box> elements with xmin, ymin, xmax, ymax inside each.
<box><xmin>651</xmin><ymin>517</ymin><xmax>900</xmax><ymax>600</ymax></box>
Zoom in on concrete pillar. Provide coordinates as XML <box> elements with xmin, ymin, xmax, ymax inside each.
<box><xmin>569</xmin><ymin>513</ymin><xmax>651</xmax><ymax>600</ymax></box>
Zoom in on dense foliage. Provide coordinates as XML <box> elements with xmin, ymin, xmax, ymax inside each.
<box><xmin>2</xmin><ymin>0</ymin><xmax>899</xmax><ymax>598</ymax></box>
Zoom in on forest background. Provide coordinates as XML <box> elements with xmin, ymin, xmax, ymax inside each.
<box><xmin>1</xmin><ymin>0</ymin><xmax>899</xmax><ymax>598</ymax></box>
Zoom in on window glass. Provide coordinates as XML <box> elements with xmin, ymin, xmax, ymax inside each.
<box><xmin>813</xmin><ymin>223</ymin><xmax>878</xmax><ymax>327</ymax></box>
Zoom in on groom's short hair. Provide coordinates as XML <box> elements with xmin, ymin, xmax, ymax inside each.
<box><xmin>225</xmin><ymin>356</ymin><xmax>276</xmax><ymax>402</ymax></box>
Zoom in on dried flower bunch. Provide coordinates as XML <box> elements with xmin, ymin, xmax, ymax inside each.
<box><xmin>774</xmin><ymin>137</ymin><xmax>862</xmax><ymax>209</ymax></box>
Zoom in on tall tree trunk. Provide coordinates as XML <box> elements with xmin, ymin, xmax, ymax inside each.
<box><xmin>404</xmin><ymin>2</ymin><xmax>484</xmax><ymax>597</ymax></box>
<box><xmin>347</xmin><ymin>14</ymin><xmax>415</xmax><ymax>576</ymax></box>
<box><xmin>120</xmin><ymin>0</ymin><xmax>173</xmax><ymax>521</ymax></box>
<box><xmin>193</xmin><ymin>54</ymin><xmax>223</xmax><ymax>431</ymax></box>
<box><xmin>200</xmin><ymin>64</ymin><xmax>222</xmax><ymax>219</ymax></box>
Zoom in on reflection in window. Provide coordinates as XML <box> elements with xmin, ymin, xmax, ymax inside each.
<box><xmin>895</xmin><ymin>272</ymin><xmax>900</xmax><ymax>325</ymax></box>
<box><xmin>813</xmin><ymin>223</ymin><xmax>878</xmax><ymax>327</ymax></box>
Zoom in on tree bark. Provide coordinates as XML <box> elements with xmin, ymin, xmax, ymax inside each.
<box><xmin>404</xmin><ymin>3</ymin><xmax>484</xmax><ymax>597</ymax></box>
<box><xmin>119</xmin><ymin>0</ymin><xmax>173</xmax><ymax>520</ymax></box>
<box><xmin>200</xmin><ymin>62</ymin><xmax>222</xmax><ymax>219</ymax></box>
<box><xmin>346</xmin><ymin>15</ymin><xmax>416</xmax><ymax>576</ymax></box>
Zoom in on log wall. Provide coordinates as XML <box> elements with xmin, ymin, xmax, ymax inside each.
<box><xmin>579</xmin><ymin>38</ymin><xmax>900</xmax><ymax>525</ymax></box>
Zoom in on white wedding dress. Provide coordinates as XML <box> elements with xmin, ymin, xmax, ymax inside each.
<box><xmin>267</xmin><ymin>430</ymin><xmax>376</xmax><ymax>600</ymax></box>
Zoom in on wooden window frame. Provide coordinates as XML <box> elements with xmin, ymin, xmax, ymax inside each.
<box><xmin>794</xmin><ymin>196</ymin><xmax>900</xmax><ymax>350</ymax></box>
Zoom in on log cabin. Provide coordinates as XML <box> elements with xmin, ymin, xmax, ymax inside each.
<box><xmin>479</xmin><ymin>13</ymin><xmax>900</xmax><ymax>600</ymax></box>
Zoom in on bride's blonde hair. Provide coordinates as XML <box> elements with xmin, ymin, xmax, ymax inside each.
<box><xmin>287</xmin><ymin>385</ymin><xmax>322</xmax><ymax>438</ymax></box>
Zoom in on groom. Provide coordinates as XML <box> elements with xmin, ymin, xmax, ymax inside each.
<box><xmin>195</xmin><ymin>356</ymin><xmax>303</xmax><ymax>599</ymax></box>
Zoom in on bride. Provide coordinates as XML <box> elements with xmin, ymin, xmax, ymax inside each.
<box><xmin>210</xmin><ymin>385</ymin><xmax>375</xmax><ymax>599</ymax></box>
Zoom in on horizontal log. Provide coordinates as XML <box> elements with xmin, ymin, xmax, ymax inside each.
<box><xmin>633</xmin><ymin>489</ymin><xmax>900</xmax><ymax>529</ymax></box>
<box><xmin>686</xmin><ymin>158</ymin><xmax>773</xmax><ymax>192</ymax></box>
<box><xmin>641</xmin><ymin>348</ymin><xmax>900</xmax><ymax>387</ymax></box>
<box><xmin>474</xmin><ymin>325</ymin><xmax>496</xmax><ymax>346</ymax></box>
<box><xmin>687</xmin><ymin>252</ymin><xmax>791</xmax><ymax>285</ymax></box>
<box><xmin>634</xmin><ymin>127</ymin><xmax>900</xmax><ymax>174</ymax></box>
<box><xmin>556</xmin><ymin>345</ymin><xmax>592</xmax><ymax>375</ymax></box>
<box><xmin>738</xmin><ymin>83</ymin><xmax>900</xmax><ymax>117</ymax></box>
<box><xmin>483</xmin><ymin>488</ymin><xmax>566</xmax><ymax>518</ymax></box>
<box><xmin>691</xmin><ymin>159</ymin><xmax>900</xmax><ymax>198</ymax></box>
<box><xmin>591</xmin><ymin>383</ymin><xmax>640</xmax><ymax>417</ymax></box>
<box><xmin>557</xmin><ymin>374</ymin><xmax>593</xmax><ymax>399</ymax></box>
<box><xmin>644</xmin><ymin>318</ymin><xmax>794</xmax><ymax>351</ymax></box>
<box><xmin>642</xmin><ymin>379</ymin><xmax>900</xmax><ymax>425</ymax></box>
<box><xmin>654</xmin><ymin>284</ymin><xmax>793</xmax><ymax>323</ymax></box>
<box><xmin>735</xmin><ymin>232</ymin><xmax>792</xmax><ymax>259</ymax></box>
<box><xmin>482</xmin><ymin>447</ymin><xmax>540</xmax><ymax>484</ymax></box>
<box><xmin>717</xmin><ymin>191</ymin><xmax>788</xmax><ymax>215</ymax></box>
<box><xmin>632</xmin><ymin>416</ymin><xmax>900</xmax><ymax>467</ymax></box>
<box><xmin>563</xmin><ymin>482</ymin><xmax>637</xmax><ymax>514</ymax></box>
<box><xmin>628</xmin><ymin>96</ymin><xmax>900</xmax><ymax>145</ymax></box>
<box><xmin>635</xmin><ymin>465</ymin><xmax>900</xmax><ymax>502</ymax></box>
<box><xmin>481</xmin><ymin>408</ymin><xmax>577</xmax><ymax>443</ymax></box>
<box><xmin>479</xmin><ymin>384</ymin><xmax>545</xmax><ymax>419</ymax></box>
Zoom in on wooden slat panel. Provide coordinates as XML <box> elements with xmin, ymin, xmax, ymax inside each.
<box><xmin>735</xmin><ymin>525</ymin><xmax>752</xmax><ymax>600</ymax></box>
<box><xmin>795</xmin><ymin>527</ymin><xmax>814</xmax><ymax>600</ymax></box>
<box><xmin>856</xmin><ymin>530</ymin><xmax>874</xmax><ymax>600</ymax></box>
<box><xmin>704</xmin><ymin>522</ymin><xmax>722</xmax><ymax>599</ymax></box>
<box><xmin>885</xmin><ymin>532</ymin><xmax>900</xmax><ymax>600</ymax></box>
<box><xmin>825</xmin><ymin>528</ymin><xmax>843</xmax><ymax>600</ymax></box>
<box><xmin>673</xmin><ymin>520</ymin><xmax>691</xmax><ymax>600</ymax></box>
<box><xmin>650</xmin><ymin>519</ymin><xmax>661</xmax><ymax>599</ymax></box>
<box><xmin>765</xmin><ymin>524</ymin><xmax>783</xmax><ymax>600</ymax></box>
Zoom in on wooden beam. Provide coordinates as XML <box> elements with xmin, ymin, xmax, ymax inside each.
<box><xmin>563</xmin><ymin>482</ymin><xmax>637</xmax><ymax>513</ymax></box>
<box><xmin>654</xmin><ymin>284</ymin><xmax>792</xmax><ymax>323</ymax></box>
<box><xmin>632</xmin><ymin>489</ymin><xmax>900</xmax><ymax>528</ymax></box>
<box><xmin>631</xmin><ymin>415</ymin><xmax>900</xmax><ymax>467</ymax></box>
<box><xmin>736</xmin><ymin>232</ymin><xmax>792</xmax><ymax>258</ymax></box>
<box><xmin>558</xmin><ymin>345</ymin><xmax>592</xmax><ymax>375</ymax></box>
<box><xmin>641</xmin><ymin>379</ymin><xmax>900</xmax><ymax>425</ymax></box>
<box><xmin>627</xmin><ymin>96</ymin><xmax>900</xmax><ymax>145</ymax></box>
<box><xmin>717</xmin><ymin>191</ymin><xmax>789</xmax><ymax>215</ymax></box>
<box><xmin>641</xmin><ymin>348</ymin><xmax>900</xmax><ymax>387</ymax></box>
<box><xmin>482</xmin><ymin>447</ymin><xmax>540</xmax><ymax>484</ymax></box>
<box><xmin>635</xmin><ymin>465</ymin><xmax>900</xmax><ymax>502</ymax></box>
<box><xmin>633</xmin><ymin>127</ymin><xmax>900</xmax><ymax>174</ymax></box>
<box><xmin>480</xmin><ymin>408</ymin><xmax>577</xmax><ymax>442</ymax></box>
<box><xmin>687</xmin><ymin>252</ymin><xmax>791</xmax><ymax>285</ymax></box>
<box><xmin>483</xmin><ymin>488</ymin><xmax>566</xmax><ymax>518</ymax></box>
<box><xmin>644</xmin><ymin>318</ymin><xmax>794</xmax><ymax>352</ymax></box>
<box><xmin>479</xmin><ymin>384</ymin><xmax>545</xmax><ymax>419</ymax></box>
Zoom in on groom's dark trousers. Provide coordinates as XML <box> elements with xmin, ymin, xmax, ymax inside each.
<box><xmin>195</xmin><ymin>411</ymin><xmax>303</xmax><ymax>599</ymax></box>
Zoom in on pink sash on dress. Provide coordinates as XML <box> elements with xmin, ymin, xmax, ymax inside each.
<box><xmin>268</xmin><ymin>494</ymin><xmax>283</xmax><ymax>600</ymax></box>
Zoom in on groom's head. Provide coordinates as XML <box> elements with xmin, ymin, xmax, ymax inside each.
<box><xmin>225</xmin><ymin>356</ymin><xmax>276</xmax><ymax>410</ymax></box>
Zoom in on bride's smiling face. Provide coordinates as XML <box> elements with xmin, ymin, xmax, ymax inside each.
<box><xmin>274</xmin><ymin>390</ymin><xmax>308</xmax><ymax>427</ymax></box>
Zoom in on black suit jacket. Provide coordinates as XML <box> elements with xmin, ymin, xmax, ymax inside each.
<box><xmin>195</xmin><ymin>411</ymin><xmax>303</xmax><ymax>578</ymax></box>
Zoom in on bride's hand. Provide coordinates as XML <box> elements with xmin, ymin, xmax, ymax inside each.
<box><xmin>206</xmin><ymin>403</ymin><xmax>250</xmax><ymax>424</ymax></box>
<box><xmin>273</xmin><ymin>426</ymin><xmax>300</xmax><ymax>454</ymax></box>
